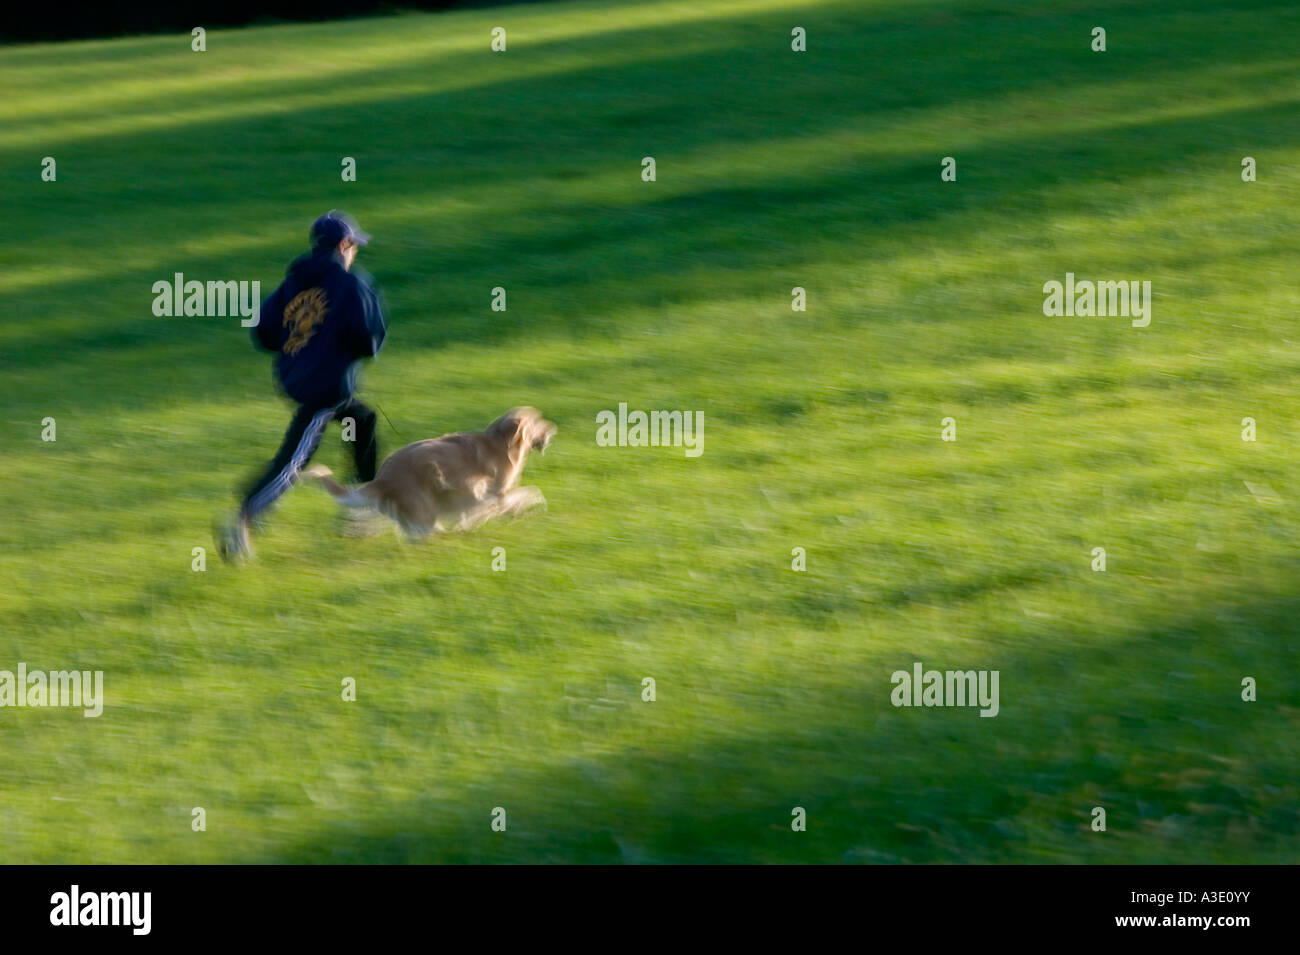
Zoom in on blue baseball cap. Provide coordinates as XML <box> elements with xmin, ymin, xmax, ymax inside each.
<box><xmin>310</xmin><ymin>210</ymin><xmax>371</xmax><ymax>250</ymax></box>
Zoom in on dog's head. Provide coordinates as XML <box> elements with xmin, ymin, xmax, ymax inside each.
<box><xmin>487</xmin><ymin>407</ymin><xmax>557</xmax><ymax>458</ymax></box>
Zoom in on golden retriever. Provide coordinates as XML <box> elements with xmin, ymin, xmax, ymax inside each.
<box><xmin>303</xmin><ymin>407</ymin><xmax>556</xmax><ymax>539</ymax></box>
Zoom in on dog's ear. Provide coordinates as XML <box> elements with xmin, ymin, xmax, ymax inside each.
<box><xmin>487</xmin><ymin>409</ymin><xmax>527</xmax><ymax>445</ymax></box>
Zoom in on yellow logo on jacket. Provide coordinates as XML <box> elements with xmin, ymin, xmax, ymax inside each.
<box><xmin>283</xmin><ymin>288</ymin><xmax>329</xmax><ymax>355</ymax></box>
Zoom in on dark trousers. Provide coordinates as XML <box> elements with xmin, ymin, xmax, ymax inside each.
<box><xmin>241</xmin><ymin>397</ymin><xmax>378</xmax><ymax>520</ymax></box>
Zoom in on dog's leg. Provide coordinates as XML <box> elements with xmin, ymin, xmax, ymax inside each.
<box><xmin>400</xmin><ymin>522</ymin><xmax>434</xmax><ymax>542</ymax></box>
<box><xmin>456</xmin><ymin>499</ymin><xmax>499</xmax><ymax>532</ymax></box>
<box><xmin>499</xmin><ymin>486</ymin><xmax>546</xmax><ymax>517</ymax></box>
<box><xmin>452</xmin><ymin>487</ymin><xmax>544</xmax><ymax>532</ymax></box>
<box><xmin>389</xmin><ymin>497</ymin><xmax>437</xmax><ymax>542</ymax></box>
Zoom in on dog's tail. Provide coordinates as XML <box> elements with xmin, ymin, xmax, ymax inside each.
<box><xmin>301</xmin><ymin>465</ymin><xmax>379</xmax><ymax>509</ymax></box>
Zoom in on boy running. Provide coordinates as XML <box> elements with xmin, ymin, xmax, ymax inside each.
<box><xmin>218</xmin><ymin>210</ymin><xmax>387</xmax><ymax>562</ymax></box>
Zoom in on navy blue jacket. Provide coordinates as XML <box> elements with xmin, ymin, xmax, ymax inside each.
<box><xmin>253</xmin><ymin>251</ymin><xmax>387</xmax><ymax>407</ymax></box>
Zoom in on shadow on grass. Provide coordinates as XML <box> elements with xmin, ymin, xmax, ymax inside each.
<box><xmin>250</xmin><ymin>585</ymin><xmax>1300</xmax><ymax>863</ymax></box>
<box><xmin>5</xmin><ymin>93</ymin><xmax>1299</xmax><ymax>387</ymax></box>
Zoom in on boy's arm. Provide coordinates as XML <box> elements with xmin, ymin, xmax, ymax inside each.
<box><xmin>251</xmin><ymin>282</ymin><xmax>287</xmax><ymax>352</ymax></box>
<box><xmin>346</xmin><ymin>274</ymin><xmax>387</xmax><ymax>358</ymax></box>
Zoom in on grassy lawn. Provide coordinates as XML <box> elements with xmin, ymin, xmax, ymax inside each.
<box><xmin>1</xmin><ymin>0</ymin><xmax>1297</xmax><ymax>863</ymax></box>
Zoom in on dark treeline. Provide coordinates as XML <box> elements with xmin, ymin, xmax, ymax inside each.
<box><xmin>3</xmin><ymin>1</ymin><xmax>549</xmax><ymax>43</ymax></box>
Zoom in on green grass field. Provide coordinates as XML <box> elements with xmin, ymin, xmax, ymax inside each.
<box><xmin>2</xmin><ymin>0</ymin><xmax>1298</xmax><ymax>863</ymax></box>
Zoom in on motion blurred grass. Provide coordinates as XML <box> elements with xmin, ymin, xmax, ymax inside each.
<box><xmin>1</xmin><ymin>0</ymin><xmax>1298</xmax><ymax>863</ymax></box>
